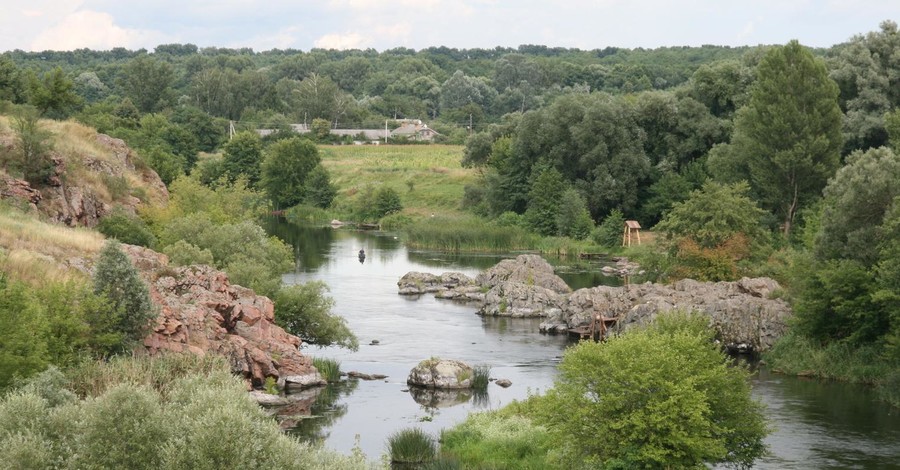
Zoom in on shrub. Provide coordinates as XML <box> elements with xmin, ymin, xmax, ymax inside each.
<box><xmin>92</xmin><ymin>240</ymin><xmax>156</xmax><ymax>355</ymax></box>
<box><xmin>97</xmin><ymin>209</ymin><xmax>156</xmax><ymax>247</ymax></box>
<box><xmin>592</xmin><ymin>209</ymin><xmax>625</xmax><ymax>249</ymax></box>
<box><xmin>440</xmin><ymin>412</ymin><xmax>556</xmax><ymax>470</ymax></box>
<box><xmin>535</xmin><ymin>311</ymin><xmax>768</xmax><ymax>468</ymax></box>
<box><xmin>274</xmin><ymin>282</ymin><xmax>358</xmax><ymax>350</ymax></box>
<box><xmin>0</xmin><ymin>277</ymin><xmax>48</xmax><ymax>390</ymax></box>
<box><xmin>162</xmin><ymin>240</ymin><xmax>215</xmax><ymax>267</ymax></box>
<box><xmin>388</xmin><ymin>428</ymin><xmax>436</xmax><ymax>464</ymax></box>
<box><xmin>373</xmin><ymin>186</ymin><xmax>403</xmax><ymax>219</ymax></box>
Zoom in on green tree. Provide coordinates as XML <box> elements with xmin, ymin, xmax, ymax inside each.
<box><xmin>27</xmin><ymin>67</ymin><xmax>81</xmax><ymax>118</ymax></box>
<box><xmin>119</xmin><ymin>55</ymin><xmax>175</xmax><ymax>113</ymax></box>
<box><xmin>310</xmin><ymin>118</ymin><xmax>331</xmax><ymax>141</ymax></box>
<box><xmin>794</xmin><ymin>147</ymin><xmax>900</xmax><ymax>347</ymax></box>
<box><xmin>303</xmin><ymin>165</ymin><xmax>337</xmax><ymax>209</ymax></box>
<box><xmin>537</xmin><ymin>312</ymin><xmax>768</xmax><ymax>468</ymax></box>
<box><xmin>655</xmin><ymin>181</ymin><xmax>767</xmax><ymax>249</ymax></box>
<box><xmin>0</xmin><ymin>56</ymin><xmax>26</xmax><ymax>103</ymax></box>
<box><xmin>885</xmin><ymin>108</ymin><xmax>900</xmax><ymax>153</ymax></box>
<box><xmin>373</xmin><ymin>186</ymin><xmax>403</xmax><ymax>219</ymax></box>
<box><xmin>524</xmin><ymin>166</ymin><xmax>565</xmax><ymax>236</ymax></box>
<box><xmin>710</xmin><ymin>41</ymin><xmax>843</xmax><ymax>237</ymax></box>
<box><xmin>222</xmin><ymin>131</ymin><xmax>263</xmax><ymax>186</ymax></box>
<box><xmin>555</xmin><ymin>187</ymin><xmax>594</xmax><ymax>239</ymax></box>
<box><xmin>274</xmin><ymin>282</ymin><xmax>358</xmax><ymax>350</ymax></box>
<box><xmin>0</xmin><ymin>277</ymin><xmax>48</xmax><ymax>390</ymax></box>
<box><xmin>829</xmin><ymin>21</ymin><xmax>900</xmax><ymax>152</ymax></box>
<box><xmin>593</xmin><ymin>208</ymin><xmax>625</xmax><ymax>249</ymax></box>
<box><xmin>261</xmin><ymin>137</ymin><xmax>321</xmax><ymax>208</ymax></box>
<box><xmin>815</xmin><ymin>147</ymin><xmax>900</xmax><ymax>265</ymax></box>
<box><xmin>9</xmin><ymin>106</ymin><xmax>54</xmax><ymax>186</ymax></box>
<box><xmin>97</xmin><ymin>209</ymin><xmax>156</xmax><ymax>248</ymax></box>
<box><xmin>92</xmin><ymin>240</ymin><xmax>156</xmax><ymax>354</ymax></box>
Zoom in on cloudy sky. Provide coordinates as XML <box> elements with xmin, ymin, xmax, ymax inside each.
<box><xmin>2</xmin><ymin>0</ymin><xmax>898</xmax><ymax>53</ymax></box>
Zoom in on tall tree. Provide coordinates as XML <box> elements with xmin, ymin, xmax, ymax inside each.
<box><xmin>829</xmin><ymin>20</ymin><xmax>900</xmax><ymax>152</ymax></box>
<box><xmin>709</xmin><ymin>41</ymin><xmax>843</xmax><ymax>236</ymax></box>
<box><xmin>222</xmin><ymin>131</ymin><xmax>264</xmax><ymax>187</ymax></box>
<box><xmin>119</xmin><ymin>55</ymin><xmax>175</xmax><ymax>113</ymax></box>
<box><xmin>27</xmin><ymin>67</ymin><xmax>81</xmax><ymax>118</ymax></box>
<box><xmin>261</xmin><ymin>137</ymin><xmax>321</xmax><ymax>208</ymax></box>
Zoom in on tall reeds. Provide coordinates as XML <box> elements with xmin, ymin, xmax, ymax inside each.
<box><xmin>404</xmin><ymin>216</ymin><xmax>538</xmax><ymax>252</ymax></box>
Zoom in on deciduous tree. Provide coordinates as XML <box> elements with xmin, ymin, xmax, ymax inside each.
<box><xmin>710</xmin><ymin>41</ymin><xmax>843</xmax><ymax>236</ymax></box>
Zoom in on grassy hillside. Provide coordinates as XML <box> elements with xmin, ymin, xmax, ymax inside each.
<box><xmin>0</xmin><ymin>115</ymin><xmax>168</xmax><ymax>211</ymax></box>
<box><xmin>320</xmin><ymin>145</ymin><xmax>475</xmax><ymax>218</ymax></box>
<box><xmin>0</xmin><ymin>204</ymin><xmax>103</xmax><ymax>284</ymax></box>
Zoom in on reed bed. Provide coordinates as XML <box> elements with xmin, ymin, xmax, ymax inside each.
<box><xmin>403</xmin><ymin>216</ymin><xmax>538</xmax><ymax>252</ymax></box>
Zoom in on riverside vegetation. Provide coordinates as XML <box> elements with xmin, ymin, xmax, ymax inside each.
<box><xmin>1</xmin><ymin>19</ymin><xmax>899</xmax><ymax>469</ymax></box>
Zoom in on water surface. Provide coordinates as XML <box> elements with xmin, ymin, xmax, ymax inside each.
<box><xmin>267</xmin><ymin>219</ymin><xmax>900</xmax><ymax>468</ymax></box>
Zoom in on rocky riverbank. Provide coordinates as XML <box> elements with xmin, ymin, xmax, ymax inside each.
<box><xmin>122</xmin><ymin>244</ymin><xmax>323</xmax><ymax>389</ymax></box>
<box><xmin>398</xmin><ymin>254</ymin><xmax>791</xmax><ymax>353</ymax></box>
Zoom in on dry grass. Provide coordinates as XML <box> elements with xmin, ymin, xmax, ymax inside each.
<box><xmin>0</xmin><ymin>206</ymin><xmax>103</xmax><ymax>283</ymax></box>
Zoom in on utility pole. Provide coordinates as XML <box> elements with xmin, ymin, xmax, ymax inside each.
<box><xmin>385</xmin><ymin>119</ymin><xmax>388</xmax><ymax>144</ymax></box>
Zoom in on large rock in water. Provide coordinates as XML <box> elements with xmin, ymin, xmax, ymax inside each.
<box><xmin>542</xmin><ymin>277</ymin><xmax>791</xmax><ymax>352</ymax></box>
<box><xmin>121</xmin><ymin>245</ymin><xmax>322</xmax><ymax>388</ymax></box>
<box><xmin>407</xmin><ymin>358</ymin><xmax>474</xmax><ymax>389</ymax></box>
<box><xmin>398</xmin><ymin>254</ymin><xmax>792</xmax><ymax>353</ymax></box>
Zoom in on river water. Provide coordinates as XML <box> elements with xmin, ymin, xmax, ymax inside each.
<box><xmin>265</xmin><ymin>220</ymin><xmax>900</xmax><ymax>469</ymax></box>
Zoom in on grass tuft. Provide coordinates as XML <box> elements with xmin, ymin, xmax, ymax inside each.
<box><xmin>312</xmin><ymin>357</ymin><xmax>342</xmax><ymax>383</ymax></box>
<box><xmin>387</xmin><ymin>427</ymin><xmax>437</xmax><ymax>464</ymax></box>
<box><xmin>472</xmin><ymin>365</ymin><xmax>491</xmax><ymax>392</ymax></box>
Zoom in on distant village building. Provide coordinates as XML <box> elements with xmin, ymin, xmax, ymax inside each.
<box><xmin>255</xmin><ymin>119</ymin><xmax>439</xmax><ymax>143</ymax></box>
<box><xmin>389</xmin><ymin>119</ymin><xmax>440</xmax><ymax>141</ymax></box>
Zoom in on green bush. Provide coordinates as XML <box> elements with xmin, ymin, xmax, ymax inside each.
<box><xmin>592</xmin><ymin>209</ymin><xmax>625</xmax><ymax>249</ymax></box>
<box><xmin>97</xmin><ymin>209</ymin><xmax>156</xmax><ymax>247</ymax></box>
<box><xmin>535</xmin><ymin>311</ymin><xmax>768</xmax><ymax>468</ymax></box>
<box><xmin>162</xmin><ymin>240</ymin><xmax>215</xmax><ymax>267</ymax></box>
<box><xmin>373</xmin><ymin>186</ymin><xmax>403</xmax><ymax>220</ymax></box>
<box><xmin>0</xmin><ymin>355</ymin><xmax>370</xmax><ymax>470</ymax></box>
<box><xmin>92</xmin><ymin>240</ymin><xmax>156</xmax><ymax>355</ymax></box>
<box><xmin>440</xmin><ymin>412</ymin><xmax>557</xmax><ymax>470</ymax></box>
<box><xmin>0</xmin><ymin>277</ymin><xmax>48</xmax><ymax>390</ymax></box>
<box><xmin>388</xmin><ymin>427</ymin><xmax>436</xmax><ymax>464</ymax></box>
<box><xmin>274</xmin><ymin>282</ymin><xmax>358</xmax><ymax>350</ymax></box>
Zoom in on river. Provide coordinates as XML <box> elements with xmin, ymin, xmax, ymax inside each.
<box><xmin>264</xmin><ymin>219</ymin><xmax>900</xmax><ymax>469</ymax></box>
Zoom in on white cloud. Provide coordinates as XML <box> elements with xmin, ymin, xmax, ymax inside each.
<box><xmin>737</xmin><ymin>20</ymin><xmax>757</xmax><ymax>42</ymax></box>
<box><xmin>30</xmin><ymin>10</ymin><xmax>165</xmax><ymax>51</ymax></box>
<box><xmin>314</xmin><ymin>32</ymin><xmax>371</xmax><ymax>50</ymax></box>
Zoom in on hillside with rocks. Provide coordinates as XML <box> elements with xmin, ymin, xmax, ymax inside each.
<box><xmin>0</xmin><ymin>117</ymin><xmax>168</xmax><ymax>226</ymax></box>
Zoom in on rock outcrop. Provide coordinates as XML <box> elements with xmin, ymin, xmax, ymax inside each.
<box><xmin>0</xmin><ymin>131</ymin><xmax>168</xmax><ymax>227</ymax></box>
<box><xmin>121</xmin><ymin>245</ymin><xmax>321</xmax><ymax>389</ymax></box>
<box><xmin>407</xmin><ymin>358</ymin><xmax>474</xmax><ymax>389</ymax></box>
<box><xmin>398</xmin><ymin>254</ymin><xmax>792</xmax><ymax>353</ymax></box>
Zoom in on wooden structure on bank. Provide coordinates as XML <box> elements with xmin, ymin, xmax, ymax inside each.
<box><xmin>623</xmin><ymin>220</ymin><xmax>642</xmax><ymax>247</ymax></box>
<box><xmin>570</xmin><ymin>312</ymin><xmax>620</xmax><ymax>342</ymax></box>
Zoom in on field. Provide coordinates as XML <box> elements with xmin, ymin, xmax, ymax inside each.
<box><xmin>319</xmin><ymin>144</ymin><xmax>476</xmax><ymax>217</ymax></box>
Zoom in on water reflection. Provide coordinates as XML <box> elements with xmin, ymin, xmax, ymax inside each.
<box><xmin>408</xmin><ymin>387</ymin><xmax>473</xmax><ymax>409</ymax></box>
<box><xmin>283</xmin><ymin>380</ymin><xmax>359</xmax><ymax>442</ymax></box>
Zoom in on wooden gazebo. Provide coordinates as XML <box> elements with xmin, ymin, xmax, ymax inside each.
<box><xmin>622</xmin><ymin>220</ymin><xmax>642</xmax><ymax>247</ymax></box>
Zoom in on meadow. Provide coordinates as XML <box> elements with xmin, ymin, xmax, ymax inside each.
<box><xmin>319</xmin><ymin>144</ymin><xmax>475</xmax><ymax>218</ymax></box>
